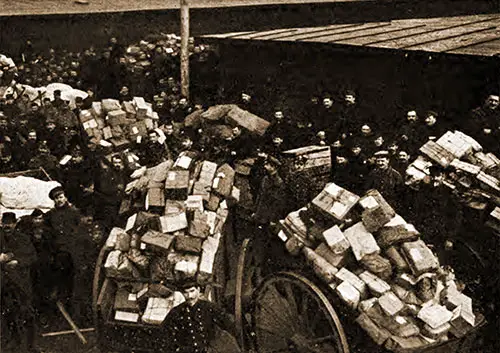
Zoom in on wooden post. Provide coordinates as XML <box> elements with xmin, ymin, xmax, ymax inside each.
<box><xmin>180</xmin><ymin>0</ymin><xmax>190</xmax><ymax>99</ymax></box>
<box><xmin>56</xmin><ymin>300</ymin><xmax>88</xmax><ymax>345</ymax></box>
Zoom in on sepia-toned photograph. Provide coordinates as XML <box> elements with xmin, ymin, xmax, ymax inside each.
<box><xmin>0</xmin><ymin>0</ymin><xmax>499</xmax><ymax>352</ymax></box>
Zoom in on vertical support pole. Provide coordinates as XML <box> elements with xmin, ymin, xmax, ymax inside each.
<box><xmin>180</xmin><ymin>0</ymin><xmax>190</xmax><ymax>99</ymax></box>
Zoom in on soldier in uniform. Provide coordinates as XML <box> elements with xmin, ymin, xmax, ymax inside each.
<box><xmin>164</xmin><ymin>280</ymin><xmax>240</xmax><ymax>353</ymax></box>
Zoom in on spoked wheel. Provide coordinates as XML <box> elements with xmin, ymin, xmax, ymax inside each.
<box><xmin>251</xmin><ymin>272</ymin><xmax>349</xmax><ymax>353</ymax></box>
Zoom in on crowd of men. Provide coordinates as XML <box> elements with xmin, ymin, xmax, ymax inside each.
<box><xmin>1</xmin><ymin>36</ymin><xmax>499</xmax><ymax>353</ymax></box>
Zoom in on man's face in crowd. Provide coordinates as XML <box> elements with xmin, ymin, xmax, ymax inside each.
<box><xmin>46</xmin><ymin>122</ymin><xmax>56</xmax><ymax>131</ymax></box>
<box><xmin>398</xmin><ymin>151</ymin><xmax>410</xmax><ymax>163</ymax></box>
<box><xmin>179</xmin><ymin>98</ymin><xmax>188</xmax><ymax>107</ymax></box>
<box><xmin>486</xmin><ymin>95</ymin><xmax>499</xmax><ymax>110</ymax></box>
<box><xmin>425</xmin><ymin>114</ymin><xmax>437</xmax><ymax>126</ymax></box>
<box><xmin>241</xmin><ymin>93</ymin><xmax>251</xmax><ymax>103</ymax></box>
<box><xmin>0</xmin><ymin>119</ymin><xmax>8</xmax><ymax>131</ymax></box>
<box><xmin>232</xmin><ymin>126</ymin><xmax>241</xmax><ymax>138</ymax></box>
<box><xmin>182</xmin><ymin>286</ymin><xmax>201</xmax><ymax>307</ymax></box>
<box><xmin>2</xmin><ymin>221</ymin><xmax>16</xmax><ymax>235</ymax></box>
<box><xmin>112</xmin><ymin>156</ymin><xmax>124</xmax><ymax>170</ymax></box>
<box><xmin>28</xmin><ymin>131</ymin><xmax>37</xmax><ymax>141</ymax></box>
<box><xmin>32</xmin><ymin>215</ymin><xmax>44</xmax><ymax>227</ymax></box>
<box><xmin>351</xmin><ymin>146</ymin><xmax>362</xmax><ymax>156</ymax></box>
<box><xmin>407</xmin><ymin>111</ymin><xmax>417</xmax><ymax>122</ymax></box>
<box><xmin>164</xmin><ymin>125</ymin><xmax>174</xmax><ymax>135</ymax></box>
<box><xmin>54</xmin><ymin>193</ymin><xmax>68</xmax><ymax>208</ymax></box>
<box><xmin>181</xmin><ymin>138</ymin><xmax>193</xmax><ymax>150</ymax></box>
<box><xmin>345</xmin><ymin>94</ymin><xmax>356</xmax><ymax>105</ymax></box>
<box><xmin>388</xmin><ymin>143</ymin><xmax>398</xmax><ymax>153</ymax></box>
<box><xmin>376</xmin><ymin>156</ymin><xmax>390</xmax><ymax>169</ymax></box>
<box><xmin>149</xmin><ymin>132</ymin><xmax>159</xmax><ymax>143</ymax></box>
<box><xmin>336</xmin><ymin>156</ymin><xmax>348</xmax><ymax>165</ymax></box>
<box><xmin>361</xmin><ymin>125</ymin><xmax>372</xmax><ymax>136</ymax></box>
<box><xmin>273</xmin><ymin>137</ymin><xmax>283</xmax><ymax>147</ymax></box>
<box><xmin>323</xmin><ymin>98</ymin><xmax>333</xmax><ymax>109</ymax></box>
<box><xmin>274</xmin><ymin>111</ymin><xmax>284</xmax><ymax>121</ymax></box>
<box><xmin>374</xmin><ymin>136</ymin><xmax>384</xmax><ymax>147</ymax></box>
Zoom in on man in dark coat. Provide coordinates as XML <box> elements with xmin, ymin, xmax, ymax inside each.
<box><xmin>1</xmin><ymin>212</ymin><xmax>38</xmax><ymax>352</ymax></box>
<box><xmin>44</xmin><ymin>186</ymin><xmax>90</xmax><ymax>324</ymax></box>
<box><xmin>164</xmin><ymin>280</ymin><xmax>240</xmax><ymax>353</ymax></box>
<box><xmin>469</xmin><ymin>94</ymin><xmax>500</xmax><ymax>153</ymax></box>
<box><xmin>396</xmin><ymin>110</ymin><xmax>425</xmax><ymax>156</ymax></box>
<box><xmin>137</xmin><ymin>129</ymin><xmax>172</xmax><ymax>167</ymax></box>
<box><xmin>364</xmin><ymin>150</ymin><xmax>404</xmax><ymax>206</ymax></box>
<box><xmin>94</xmin><ymin>154</ymin><xmax>129</xmax><ymax>231</ymax></box>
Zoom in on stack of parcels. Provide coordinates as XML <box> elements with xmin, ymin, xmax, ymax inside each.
<box><xmin>103</xmin><ymin>157</ymin><xmax>239</xmax><ymax>325</ymax></box>
<box><xmin>184</xmin><ymin>104</ymin><xmax>270</xmax><ymax>137</ymax></box>
<box><xmin>277</xmin><ymin>183</ymin><xmax>482</xmax><ymax>351</ymax></box>
<box><xmin>79</xmin><ymin>96</ymin><xmax>159</xmax><ymax>152</ymax></box>
<box><xmin>406</xmin><ymin>130</ymin><xmax>500</xmax><ymax>216</ymax></box>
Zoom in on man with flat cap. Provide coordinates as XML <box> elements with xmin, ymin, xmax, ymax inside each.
<box><xmin>1</xmin><ymin>212</ymin><xmax>39</xmax><ymax>352</ymax></box>
<box><xmin>364</xmin><ymin>150</ymin><xmax>404</xmax><ymax>205</ymax></box>
<box><xmin>164</xmin><ymin>279</ymin><xmax>240</xmax><ymax>353</ymax></box>
<box><xmin>44</xmin><ymin>186</ymin><xmax>89</xmax><ymax>324</ymax></box>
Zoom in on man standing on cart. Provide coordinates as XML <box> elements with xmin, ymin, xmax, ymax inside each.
<box><xmin>164</xmin><ymin>280</ymin><xmax>241</xmax><ymax>353</ymax></box>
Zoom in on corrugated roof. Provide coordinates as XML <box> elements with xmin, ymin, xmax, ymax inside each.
<box><xmin>200</xmin><ymin>14</ymin><xmax>500</xmax><ymax>56</ymax></box>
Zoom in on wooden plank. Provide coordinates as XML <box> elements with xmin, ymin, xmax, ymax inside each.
<box><xmin>360</xmin><ymin>23</ymin><xmax>450</xmax><ymax>46</ymax></box>
<box><xmin>273</xmin><ymin>22</ymin><xmax>388</xmax><ymax>42</ymax></box>
<box><xmin>449</xmin><ymin>37</ymin><xmax>500</xmax><ymax>56</ymax></box>
<box><xmin>374</xmin><ymin>16</ymin><xmax>500</xmax><ymax>49</ymax></box>
<box><xmin>298</xmin><ymin>22</ymin><xmax>391</xmax><ymax>43</ymax></box>
<box><xmin>266</xmin><ymin>23</ymin><xmax>364</xmax><ymax>41</ymax></box>
<box><xmin>410</xmin><ymin>28</ymin><xmax>500</xmax><ymax>53</ymax></box>
<box><xmin>202</xmin><ymin>30</ymin><xmax>257</xmax><ymax>39</ymax></box>
<box><xmin>245</xmin><ymin>28</ymin><xmax>302</xmax><ymax>40</ymax></box>
<box><xmin>403</xmin><ymin>26</ymin><xmax>498</xmax><ymax>50</ymax></box>
<box><xmin>334</xmin><ymin>24</ymin><xmax>427</xmax><ymax>45</ymax></box>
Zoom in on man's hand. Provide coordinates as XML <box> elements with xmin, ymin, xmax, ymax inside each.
<box><xmin>483</xmin><ymin>128</ymin><xmax>492</xmax><ymax>135</ymax></box>
<box><xmin>6</xmin><ymin>259</ymin><xmax>18</xmax><ymax>268</ymax></box>
<box><xmin>0</xmin><ymin>252</ymin><xmax>14</xmax><ymax>263</ymax></box>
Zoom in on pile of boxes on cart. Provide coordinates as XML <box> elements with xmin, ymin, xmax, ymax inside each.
<box><xmin>101</xmin><ymin>153</ymin><xmax>239</xmax><ymax>325</ymax></box>
<box><xmin>79</xmin><ymin>96</ymin><xmax>159</xmax><ymax>151</ymax></box>
<box><xmin>406</xmin><ymin>130</ymin><xmax>500</xmax><ymax>232</ymax></box>
<box><xmin>277</xmin><ymin>183</ymin><xmax>482</xmax><ymax>351</ymax></box>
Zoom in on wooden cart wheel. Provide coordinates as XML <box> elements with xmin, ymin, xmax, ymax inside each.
<box><xmin>251</xmin><ymin>271</ymin><xmax>350</xmax><ymax>353</ymax></box>
<box><xmin>235</xmin><ymin>238</ymin><xmax>253</xmax><ymax>351</ymax></box>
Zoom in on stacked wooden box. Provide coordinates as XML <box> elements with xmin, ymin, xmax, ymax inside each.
<box><xmin>102</xmin><ymin>157</ymin><xmax>238</xmax><ymax>325</ymax></box>
<box><xmin>277</xmin><ymin>184</ymin><xmax>482</xmax><ymax>351</ymax></box>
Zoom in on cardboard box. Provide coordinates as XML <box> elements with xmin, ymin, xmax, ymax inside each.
<box><xmin>207</xmin><ymin>193</ymin><xmax>221</xmax><ymax>211</ymax></box>
<box><xmin>436</xmin><ymin>131</ymin><xmax>474</xmax><ymax>158</ymax></box>
<box><xmin>104</xmin><ymin>250</ymin><xmax>122</xmax><ymax>277</ymax></box>
<box><xmin>141</xmin><ymin>230</ymin><xmax>175</xmax><ymax>252</ymax></box>
<box><xmin>107</xmin><ymin>109</ymin><xmax>127</xmax><ymax>127</ymax></box>
<box><xmin>193</xmin><ymin>161</ymin><xmax>218</xmax><ymax>201</ymax></box>
<box><xmin>174</xmin><ymin>259</ymin><xmax>199</xmax><ymax>279</ymax></box>
<box><xmin>111</xmin><ymin>125</ymin><xmax>125</xmax><ymax>138</ymax></box>
<box><xmin>142</xmin><ymin>297</ymin><xmax>173</xmax><ymax>325</ymax></box>
<box><xmin>344</xmin><ymin>222</ymin><xmax>380</xmax><ymax>261</ymax></box>
<box><xmin>384</xmin><ymin>335</ymin><xmax>428</xmax><ymax>351</ymax></box>
<box><xmin>109</xmin><ymin>137</ymin><xmax>131</xmax><ymax>152</ymax></box>
<box><xmin>198</xmin><ymin>236</ymin><xmax>220</xmax><ymax>282</ymax></box>
<box><xmin>115</xmin><ymin>311</ymin><xmax>140</xmax><ymax>323</ymax></box>
<box><xmin>359</xmin><ymin>190</ymin><xmax>395</xmax><ymax>232</ymax></box>
<box><xmin>392</xmin><ymin>284</ymin><xmax>421</xmax><ymax>306</ymax></box>
<box><xmin>133</xmin><ymin>97</ymin><xmax>148</xmax><ymax>118</ymax></box>
<box><xmin>334</xmin><ymin>268</ymin><xmax>367</xmax><ymax>297</ymax></box>
<box><xmin>102</xmin><ymin>98</ymin><xmax>121</xmax><ymax>113</ymax></box>
<box><xmin>79</xmin><ymin>109</ymin><xmax>94</xmax><ymax>123</ymax></box>
<box><xmin>175</xmin><ymin>235</ymin><xmax>203</xmax><ymax>254</ymax></box>
<box><xmin>335</xmin><ymin>281</ymin><xmax>361</xmax><ymax>309</ymax></box>
<box><xmin>188</xmin><ymin>211</ymin><xmax>211</xmax><ymax>239</ymax></box>
<box><xmin>361</xmin><ymin>253</ymin><xmax>393</xmax><ymax>281</ymax></box>
<box><xmin>102</xmin><ymin>126</ymin><xmax>113</xmax><ymax>140</ymax></box>
<box><xmin>422</xmin><ymin>322</ymin><xmax>451</xmax><ymax>339</ymax></box>
<box><xmin>165</xmin><ymin>170</ymin><xmax>190</xmax><ymax>200</ymax></box>
<box><xmin>359</xmin><ymin>271</ymin><xmax>391</xmax><ymax>297</ymax></box>
<box><xmin>201</xmin><ymin>104</ymin><xmax>235</xmax><ymax>121</ymax></box>
<box><xmin>366</xmin><ymin>303</ymin><xmax>420</xmax><ymax>338</ymax></box>
<box><xmin>285</xmin><ymin>234</ymin><xmax>306</xmax><ymax>256</ymax></box>
<box><xmin>311</xmin><ymin>183</ymin><xmax>360</xmax><ymax>222</ymax></box>
<box><xmin>378</xmin><ymin>291</ymin><xmax>405</xmax><ymax>317</ymax></box>
<box><xmin>450</xmin><ymin>159</ymin><xmax>481</xmax><ymax>175</ymax></box>
<box><xmin>122</xmin><ymin>101</ymin><xmax>137</xmax><ymax>119</ymax></box>
<box><xmin>303</xmin><ymin>247</ymin><xmax>338</xmax><ymax>283</ymax></box>
<box><xmin>159</xmin><ymin>212</ymin><xmax>188</xmax><ymax>233</ymax></box>
<box><xmin>477</xmin><ymin>171</ymin><xmax>500</xmax><ymax>193</ymax></box>
<box><xmin>114</xmin><ymin>288</ymin><xmax>140</xmax><ymax>312</ymax></box>
<box><xmin>129</xmin><ymin>121</ymin><xmax>148</xmax><ymax>140</ymax></box>
<box><xmin>91</xmin><ymin>101</ymin><xmax>103</xmax><ymax>117</ymax></box>
<box><xmin>419</xmin><ymin>140</ymin><xmax>455</xmax><ymax>167</ymax></box>
<box><xmin>359</xmin><ymin>298</ymin><xmax>378</xmax><ymax>313</ymax></box>
<box><xmin>401</xmin><ymin>240</ymin><xmax>439</xmax><ymax>276</ymax></box>
<box><xmin>417</xmin><ymin>304</ymin><xmax>453</xmax><ymax>329</ymax></box>
<box><xmin>321</xmin><ymin>225</ymin><xmax>350</xmax><ymax>254</ymax></box>
<box><xmin>164</xmin><ymin>200</ymin><xmax>185</xmax><ymax>215</ymax></box>
<box><xmin>185</xmin><ymin>195</ymin><xmax>204</xmax><ymax>212</ymax></box>
<box><xmin>212</xmin><ymin>164</ymin><xmax>235</xmax><ymax>198</ymax></box>
<box><xmin>315</xmin><ymin>243</ymin><xmax>348</xmax><ymax>268</ymax></box>
<box><xmin>449</xmin><ymin>305</ymin><xmax>475</xmax><ymax>338</ymax></box>
<box><xmin>146</xmin><ymin>188</ymin><xmax>165</xmax><ymax>208</ymax></box>
<box><xmin>115</xmin><ymin>231</ymin><xmax>131</xmax><ymax>252</ymax></box>
<box><xmin>225</xmin><ymin>105</ymin><xmax>270</xmax><ymax>136</ymax></box>
<box><xmin>356</xmin><ymin>313</ymin><xmax>391</xmax><ymax>346</ymax></box>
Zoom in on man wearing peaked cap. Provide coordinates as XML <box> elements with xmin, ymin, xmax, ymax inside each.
<box><xmin>365</xmin><ymin>149</ymin><xmax>404</xmax><ymax>206</ymax></box>
<box><xmin>164</xmin><ymin>280</ymin><xmax>240</xmax><ymax>353</ymax></box>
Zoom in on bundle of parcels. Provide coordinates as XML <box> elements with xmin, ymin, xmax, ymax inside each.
<box><xmin>79</xmin><ymin>96</ymin><xmax>159</xmax><ymax>152</ymax></box>
<box><xmin>101</xmin><ymin>156</ymin><xmax>240</xmax><ymax>325</ymax></box>
<box><xmin>405</xmin><ymin>130</ymin><xmax>500</xmax><ymax>232</ymax></box>
<box><xmin>184</xmin><ymin>104</ymin><xmax>270</xmax><ymax>137</ymax></box>
<box><xmin>277</xmin><ymin>183</ymin><xmax>482</xmax><ymax>351</ymax></box>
